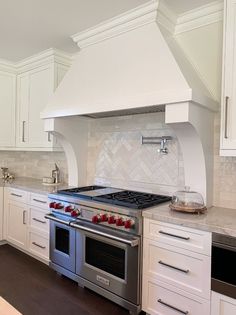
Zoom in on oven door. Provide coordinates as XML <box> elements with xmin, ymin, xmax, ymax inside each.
<box><xmin>46</xmin><ymin>214</ymin><xmax>76</xmax><ymax>273</ymax></box>
<box><xmin>212</xmin><ymin>233</ymin><xmax>236</xmax><ymax>299</ymax></box>
<box><xmin>71</xmin><ymin>221</ymin><xmax>140</xmax><ymax>305</ymax></box>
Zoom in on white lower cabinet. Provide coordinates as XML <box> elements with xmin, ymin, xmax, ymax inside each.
<box><xmin>143</xmin><ymin>277</ymin><xmax>210</xmax><ymax>315</ymax></box>
<box><xmin>142</xmin><ymin>219</ymin><xmax>212</xmax><ymax>315</ymax></box>
<box><xmin>5</xmin><ymin>191</ymin><xmax>28</xmax><ymax>250</ymax></box>
<box><xmin>28</xmin><ymin>231</ymin><xmax>49</xmax><ymax>261</ymax></box>
<box><xmin>211</xmin><ymin>292</ymin><xmax>236</xmax><ymax>315</ymax></box>
<box><xmin>4</xmin><ymin>187</ymin><xmax>49</xmax><ymax>263</ymax></box>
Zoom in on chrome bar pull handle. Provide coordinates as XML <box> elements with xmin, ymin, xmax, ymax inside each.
<box><xmin>22</xmin><ymin>121</ymin><xmax>26</xmax><ymax>142</ymax></box>
<box><xmin>23</xmin><ymin>210</ymin><xmax>27</xmax><ymax>225</ymax></box>
<box><xmin>33</xmin><ymin>218</ymin><xmax>46</xmax><ymax>224</ymax></box>
<box><xmin>47</xmin><ymin>132</ymin><xmax>51</xmax><ymax>142</ymax></box>
<box><xmin>158</xmin><ymin>260</ymin><xmax>189</xmax><ymax>274</ymax></box>
<box><xmin>45</xmin><ymin>214</ymin><xmax>70</xmax><ymax>226</ymax></box>
<box><xmin>225</xmin><ymin>96</ymin><xmax>229</xmax><ymax>139</ymax></box>
<box><xmin>159</xmin><ymin>230</ymin><xmax>190</xmax><ymax>241</ymax></box>
<box><xmin>11</xmin><ymin>193</ymin><xmax>23</xmax><ymax>198</ymax></box>
<box><xmin>158</xmin><ymin>299</ymin><xmax>189</xmax><ymax>314</ymax></box>
<box><xmin>33</xmin><ymin>198</ymin><xmax>47</xmax><ymax>204</ymax></box>
<box><xmin>32</xmin><ymin>242</ymin><xmax>46</xmax><ymax>249</ymax></box>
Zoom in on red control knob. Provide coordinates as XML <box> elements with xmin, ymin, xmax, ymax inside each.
<box><xmin>124</xmin><ymin>220</ymin><xmax>133</xmax><ymax>229</ymax></box>
<box><xmin>92</xmin><ymin>215</ymin><xmax>100</xmax><ymax>224</ymax></box>
<box><xmin>100</xmin><ymin>214</ymin><xmax>108</xmax><ymax>222</ymax></box>
<box><xmin>54</xmin><ymin>203</ymin><xmax>63</xmax><ymax>209</ymax></box>
<box><xmin>49</xmin><ymin>202</ymin><xmax>56</xmax><ymax>209</ymax></box>
<box><xmin>116</xmin><ymin>218</ymin><xmax>124</xmax><ymax>226</ymax></box>
<box><xmin>71</xmin><ymin>210</ymin><xmax>79</xmax><ymax>217</ymax></box>
<box><xmin>65</xmin><ymin>205</ymin><xmax>72</xmax><ymax>213</ymax></box>
<box><xmin>108</xmin><ymin>216</ymin><xmax>116</xmax><ymax>224</ymax></box>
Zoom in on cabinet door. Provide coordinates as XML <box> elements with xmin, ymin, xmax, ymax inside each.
<box><xmin>221</xmin><ymin>0</ymin><xmax>236</xmax><ymax>155</ymax></box>
<box><xmin>6</xmin><ymin>200</ymin><xmax>28</xmax><ymax>249</ymax></box>
<box><xmin>17</xmin><ymin>65</ymin><xmax>54</xmax><ymax>148</ymax></box>
<box><xmin>0</xmin><ymin>71</ymin><xmax>16</xmax><ymax>147</ymax></box>
<box><xmin>211</xmin><ymin>291</ymin><xmax>236</xmax><ymax>315</ymax></box>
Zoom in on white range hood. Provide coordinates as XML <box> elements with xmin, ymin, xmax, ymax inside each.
<box><xmin>41</xmin><ymin>0</ymin><xmax>217</xmax><ymax>119</ymax></box>
<box><xmin>42</xmin><ymin>0</ymin><xmax>218</xmax><ymax>206</ymax></box>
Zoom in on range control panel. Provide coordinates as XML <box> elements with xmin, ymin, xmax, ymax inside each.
<box><xmin>48</xmin><ymin>199</ymin><xmax>139</xmax><ymax>233</ymax></box>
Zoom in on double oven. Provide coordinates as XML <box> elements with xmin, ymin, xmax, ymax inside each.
<box><xmin>45</xmin><ymin>186</ymin><xmax>171</xmax><ymax>314</ymax></box>
<box><xmin>47</xmin><ymin>213</ymin><xmax>141</xmax><ymax>314</ymax></box>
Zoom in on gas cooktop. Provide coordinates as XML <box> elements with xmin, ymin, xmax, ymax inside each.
<box><xmin>57</xmin><ymin>186</ymin><xmax>171</xmax><ymax>209</ymax></box>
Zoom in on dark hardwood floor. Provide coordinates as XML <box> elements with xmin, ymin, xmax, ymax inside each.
<box><xmin>0</xmin><ymin>244</ymin><xmax>134</xmax><ymax>315</ymax></box>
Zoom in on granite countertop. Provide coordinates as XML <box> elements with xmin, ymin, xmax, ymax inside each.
<box><xmin>3</xmin><ymin>177</ymin><xmax>70</xmax><ymax>195</ymax></box>
<box><xmin>143</xmin><ymin>204</ymin><xmax>236</xmax><ymax>237</ymax></box>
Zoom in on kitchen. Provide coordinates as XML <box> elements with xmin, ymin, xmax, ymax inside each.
<box><xmin>0</xmin><ymin>0</ymin><xmax>235</xmax><ymax>314</ymax></box>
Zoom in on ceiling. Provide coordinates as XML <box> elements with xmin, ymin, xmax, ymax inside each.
<box><xmin>0</xmin><ymin>0</ymin><xmax>218</xmax><ymax>62</ymax></box>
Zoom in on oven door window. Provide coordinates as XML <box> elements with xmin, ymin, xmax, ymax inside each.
<box><xmin>85</xmin><ymin>237</ymin><xmax>125</xmax><ymax>280</ymax></box>
<box><xmin>212</xmin><ymin>245</ymin><xmax>236</xmax><ymax>286</ymax></box>
<box><xmin>55</xmin><ymin>226</ymin><xmax>70</xmax><ymax>255</ymax></box>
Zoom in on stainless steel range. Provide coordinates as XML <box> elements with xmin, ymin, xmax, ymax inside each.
<box><xmin>45</xmin><ymin>186</ymin><xmax>171</xmax><ymax>315</ymax></box>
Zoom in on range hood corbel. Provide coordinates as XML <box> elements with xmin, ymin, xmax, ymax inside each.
<box><xmin>44</xmin><ymin>116</ymin><xmax>89</xmax><ymax>186</ymax></box>
<box><xmin>165</xmin><ymin>101</ymin><xmax>214</xmax><ymax>206</ymax></box>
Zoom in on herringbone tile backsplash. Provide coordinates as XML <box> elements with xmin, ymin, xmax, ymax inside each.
<box><xmin>87</xmin><ymin>112</ymin><xmax>185</xmax><ymax>195</ymax></box>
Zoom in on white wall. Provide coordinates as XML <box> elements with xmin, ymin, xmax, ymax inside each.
<box><xmin>175</xmin><ymin>21</ymin><xmax>236</xmax><ymax>209</ymax></box>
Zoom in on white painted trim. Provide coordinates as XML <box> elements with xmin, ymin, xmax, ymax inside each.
<box><xmin>71</xmin><ymin>0</ymin><xmax>159</xmax><ymax>49</ymax></box>
<box><xmin>71</xmin><ymin>0</ymin><xmax>223</xmax><ymax>49</ymax></box>
<box><xmin>16</xmin><ymin>48</ymin><xmax>72</xmax><ymax>73</ymax></box>
<box><xmin>156</xmin><ymin>1</ymin><xmax>177</xmax><ymax>34</ymax></box>
<box><xmin>220</xmin><ymin>149</ymin><xmax>236</xmax><ymax>156</ymax></box>
<box><xmin>175</xmin><ymin>0</ymin><xmax>224</xmax><ymax>35</ymax></box>
<box><xmin>0</xmin><ymin>48</ymin><xmax>72</xmax><ymax>74</ymax></box>
<box><xmin>0</xmin><ymin>59</ymin><xmax>16</xmax><ymax>74</ymax></box>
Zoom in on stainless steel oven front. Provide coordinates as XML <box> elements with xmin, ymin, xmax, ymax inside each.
<box><xmin>212</xmin><ymin>232</ymin><xmax>236</xmax><ymax>299</ymax></box>
<box><xmin>46</xmin><ymin>214</ymin><xmax>76</xmax><ymax>273</ymax></box>
<box><xmin>70</xmin><ymin>220</ymin><xmax>141</xmax><ymax>306</ymax></box>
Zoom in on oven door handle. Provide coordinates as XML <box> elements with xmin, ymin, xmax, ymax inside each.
<box><xmin>70</xmin><ymin>222</ymin><xmax>139</xmax><ymax>247</ymax></box>
<box><xmin>45</xmin><ymin>213</ymin><xmax>70</xmax><ymax>226</ymax></box>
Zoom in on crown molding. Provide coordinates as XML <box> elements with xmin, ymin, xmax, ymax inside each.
<box><xmin>0</xmin><ymin>48</ymin><xmax>73</xmax><ymax>74</ymax></box>
<box><xmin>16</xmin><ymin>48</ymin><xmax>73</xmax><ymax>73</ymax></box>
<box><xmin>71</xmin><ymin>0</ymin><xmax>159</xmax><ymax>49</ymax></box>
<box><xmin>156</xmin><ymin>1</ymin><xmax>177</xmax><ymax>34</ymax></box>
<box><xmin>0</xmin><ymin>59</ymin><xmax>16</xmax><ymax>74</ymax></box>
<box><xmin>72</xmin><ymin>0</ymin><xmax>223</xmax><ymax>49</ymax></box>
<box><xmin>175</xmin><ymin>0</ymin><xmax>223</xmax><ymax>35</ymax></box>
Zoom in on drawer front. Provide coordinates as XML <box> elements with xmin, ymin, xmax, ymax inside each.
<box><xmin>30</xmin><ymin>193</ymin><xmax>48</xmax><ymax>209</ymax></box>
<box><xmin>144</xmin><ymin>219</ymin><xmax>211</xmax><ymax>256</ymax></box>
<box><xmin>30</xmin><ymin>207</ymin><xmax>49</xmax><ymax>233</ymax></box>
<box><xmin>28</xmin><ymin>232</ymin><xmax>49</xmax><ymax>260</ymax></box>
<box><xmin>143</xmin><ymin>277</ymin><xmax>210</xmax><ymax>315</ymax></box>
<box><xmin>8</xmin><ymin>188</ymin><xmax>28</xmax><ymax>203</ymax></box>
<box><xmin>143</xmin><ymin>239</ymin><xmax>211</xmax><ymax>299</ymax></box>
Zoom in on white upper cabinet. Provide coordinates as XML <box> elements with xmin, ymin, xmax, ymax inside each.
<box><xmin>16</xmin><ymin>51</ymin><xmax>71</xmax><ymax>150</ymax></box>
<box><xmin>0</xmin><ymin>70</ymin><xmax>16</xmax><ymax>147</ymax></box>
<box><xmin>0</xmin><ymin>49</ymin><xmax>71</xmax><ymax>151</ymax></box>
<box><xmin>220</xmin><ymin>0</ymin><xmax>236</xmax><ymax>155</ymax></box>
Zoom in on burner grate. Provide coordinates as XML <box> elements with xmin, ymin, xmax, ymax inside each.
<box><xmin>58</xmin><ymin>186</ymin><xmax>106</xmax><ymax>196</ymax></box>
<box><xmin>93</xmin><ymin>190</ymin><xmax>171</xmax><ymax>209</ymax></box>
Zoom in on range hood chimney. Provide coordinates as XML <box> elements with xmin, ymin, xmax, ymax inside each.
<box><xmin>41</xmin><ymin>0</ymin><xmax>217</xmax><ymax>119</ymax></box>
